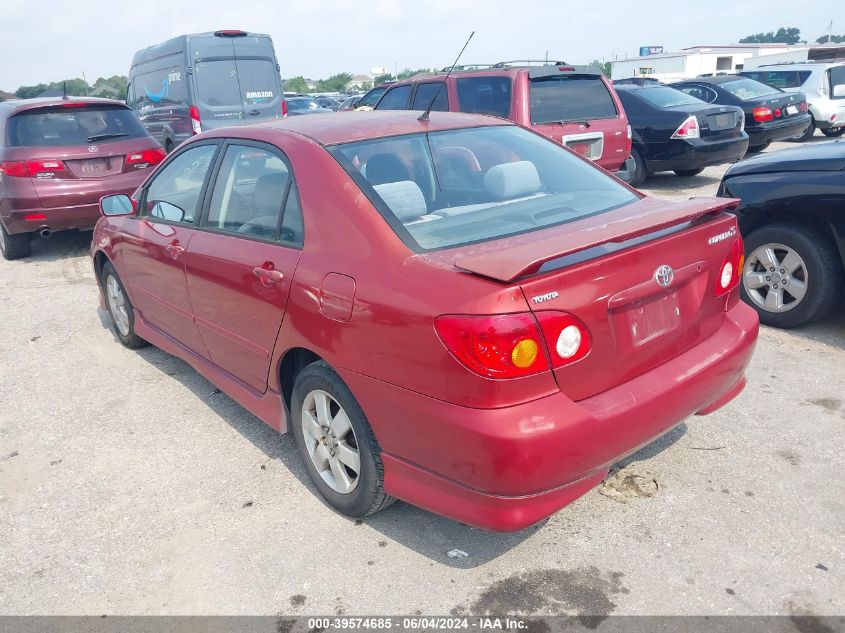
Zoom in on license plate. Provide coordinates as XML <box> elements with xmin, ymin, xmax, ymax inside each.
<box><xmin>80</xmin><ymin>158</ymin><xmax>111</xmax><ymax>176</ymax></box>
<box><xmin>786</xmin><ymin>105</ymin><xmax>798</xmax><ymax>115</ymax></box>
<box><xmin>628</xmin><ymin>292</ymin><xmax>682</xmax><ymax>347</ymax></box>
<box><xmin>712</xmin><ymin>113</ymin><xmax>733</xmax><ymax>129</ymax></box>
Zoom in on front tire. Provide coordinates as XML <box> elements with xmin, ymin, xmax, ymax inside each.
<box><xmin>616</xmin><ymin>148</ymin><xmax>647</xmax><ymax>188</ymax></box>
<box><xmin>291</xmin><ymin>361</ymin><xmax>395</xmax><ymax>518</ymax></box>
<box><xmin>0</xmin><ymin>224</ymin><xmax>31</xmax><ymax>261</ymax></box>
<box><xmin>741</xmin><ymin>223</ymin><xmax>844</xmax><ymax>328</ymax></box>
<box><xmin>674</xmin><ymin>168</ymin><xmax>704</xmax><ymax>177</ymax></box>
<box><xmin>101</xmin><ymin>261</ymin><xmax>148</xmax><ymax>348</ymax></box>
<box><xmin>821</xmin><ymin>127</ymin><xmax>845</xmax><ymax>138</ymax></box>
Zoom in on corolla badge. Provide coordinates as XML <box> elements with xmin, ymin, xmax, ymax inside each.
<box><xmin>654</xmin><ymin>265</ymin><xmax>674</xmax><ymax>288</ymax></box>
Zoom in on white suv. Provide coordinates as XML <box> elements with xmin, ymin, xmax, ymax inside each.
<box><xmin>741</xmin><ymin>62</ymin><xmax>845</xmax><ymax>140</ymax></box>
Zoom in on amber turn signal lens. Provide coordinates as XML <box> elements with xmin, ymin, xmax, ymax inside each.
<box><xmin>511</xmin><ymin>339</ymin><xmax>539</xmax><ymax>368</ymax></box>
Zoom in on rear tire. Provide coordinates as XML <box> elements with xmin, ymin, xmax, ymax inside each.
<box><xmin>674</xmin><ymin>168</ymin><xmax>704</xmax><ymax>177</ymax></box>
<box><xmin>741</xmin><ymin>223</ymin><xmax>843</xmax><ymax>328</ymax></box>
<box><xmin>792</xmin><ymin>117</ymin><xmax>816</xmax><ymax>142</ymax></box>
<box><xmin>0</xmin><ymin>224</ymin><xmax>31</xmax><ymax>261</ymax></box>
<box><xmin>747</xmin><ymin>142</ymin><xmax>770</xmax><ymax>153</ymax></box>
<box><xmin>101</xmin><ymin>261</ymin><xmax>148</xmax><ymax>348</ymax></box>
<box><xmin>291</xmin><ymin>361</ymin><xmax>395</xmax><ymax>519</ymax></box>
<box><xmin>616</xmin><ymin>148</ymin><xmax>647</xmax><ymax>188</ymax></box>
<box><xmin>821</xmin><ymin>127</ymin><xmax>845</xmax><ymax>138</ymax></box>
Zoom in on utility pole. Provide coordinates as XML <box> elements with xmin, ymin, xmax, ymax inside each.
<box><xmin>827</xmin><ymin>20</ymin><xmax>834</xmax><ymax>44</ymax></box>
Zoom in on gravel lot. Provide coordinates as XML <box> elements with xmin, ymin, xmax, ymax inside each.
<box><xmin>1</xmin><ymin>137</ymin><xmax>843</xmax><ymax>618</ymax></box>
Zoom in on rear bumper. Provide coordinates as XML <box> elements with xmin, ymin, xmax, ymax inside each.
<box><xmin>810</xmin><ymin>102</ymin><xmax>845</xmax><ymax>129</ymax></box>
<box><xmin>342</xmin><ymin>301</ymin><xmax>759</xmax><ymax>531</ymax></box>
<box><xmin>645</xmin><ymin>136</ymin><xmax>749</xmax><ymax>173</ymax></box>
<box><xmin>4</xmin><ymin>202</ymin><xmax>102</xmax><ymax>235</ymax></box>
<box><xmin>747</xmin><ymin>115</ymin><xmax>812</xmax><ymax>145</ymax></box>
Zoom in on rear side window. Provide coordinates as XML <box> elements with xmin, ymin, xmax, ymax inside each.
<box><xmin>411</xmin><ymin>83</ymin><xmax>448</xmax><ymax>111</ymax></box>
<box><xmin>529</xmin><ymin>76</ymin><xmax>617</xmax><ymax>124</ymax></box>
<box><xmin>741</xmin><ymin>70</ymin><xmax>812</xmax><ymax>89</ymax></box>
<box><xmin>376</xmin><ymin>85</ymin><xmax>412</xmax><ymax>110</ymax></box>
<box><xmin>675</xmin><ymin>84</ymin><xmax>717</xmax><ymax>103</ymax></box>
<box><xmin>830</xmin><ymin>66</ymin><xmax>845</xmax><ymax>99</ymax></box>
<box><xmin>7</xmin><ymin>105</ymin><xmax>149</xmax><ymax>147</ymax></box>
<box><xmin>456</xmin><ymin>77</ymin><xmax>512</xmax><ymax>118</ymax></box>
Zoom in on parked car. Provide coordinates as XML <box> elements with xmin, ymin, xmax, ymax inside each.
<box><xmin>337</xmin><ymin>84</ymin><xmax>393</xmax><ymax>111</ymax></box>
<box><xmin>91</xmin><ymin>111</ymin><xmax>757</xmax><ymax>531</ymax></box>
<box><xmin>373</xmin><ymin>61</ymin><xmax>631</xmax><ymax>171</ymax></box>
<box><xmin>740</xmin><ymin>62</ymin><xmax>845</xmax><ymax>141</ymax></box>
<box><xmin>312</xmin><ymin>95</ymin><xmax>342</xmax><ymax>110</ymax></box>
<box><xmin>0</xmin><ymin>97</ymin><xmax>165</xmax><ymax>260</ymax></box>
<box><xmin>670</xmin><ymin>76</ymin><xmax>811</xmax><ymax>152</ymax></box>
<box><xmin>718</xmin><ymin>139</ymin><xmax>845</xmax><ymax>328</ymax></box>
<box><xmin>127</xmin><ymin>30</ymin><xmax>285</xmax><ymax>152</ymax></box>
<box><xmin>337</xmin><ymin>95</ymin><xmax>362</xmax><ymax>111</ymax></box>
<box><xmin>615</xmin><ymin>84</ymin><xmax>748</xmax><ymax>187</ymax></box>
<box><xmin>284</xmin><ymin>97</ymin><xmax>333</xmax><ymax>116</ymax></box>
<box><xmin>613</xmin><ymin>77</ymin><xmax>661</xmax><ymax>87</ymax></box>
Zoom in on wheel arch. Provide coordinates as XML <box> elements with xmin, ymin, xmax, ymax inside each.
<box><xmin>278</xmin><ymin>347</ymin><xmax>324</xmax><ymax>417</ymax></box>
<box><xmin>739</xmin><ymin>208</ymin><xmax>845</xmax><ymax>266</ymax></box>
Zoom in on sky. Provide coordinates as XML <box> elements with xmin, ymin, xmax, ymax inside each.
<box><xmin>0</xmin><ymin>0</ymin><xmax>841</xmax><ymax>92</ymax></box>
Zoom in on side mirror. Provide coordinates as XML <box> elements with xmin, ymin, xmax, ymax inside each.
<box><xmin>833</xmin><ymin>85</ymin><xmax>845</xmax><ymax>98</ymax></box>
<box><xmin>100</xmin><ymin>194</ymin><xmax>135</xmax><ymax>217</ymax></box>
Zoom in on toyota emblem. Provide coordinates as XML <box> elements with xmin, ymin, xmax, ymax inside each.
<box><xmin>654</xmin><ymin>265</ymin><xmax>674</xmax><ymax>288</ymax></box>
<box><xmin>88</xmin><ymin>145</ymin><xmax>99</xmax><ymax>153</ymax></box>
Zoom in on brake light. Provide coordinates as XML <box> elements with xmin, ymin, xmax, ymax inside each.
<box><xmin>625</xmin><ymin>124</ymin><xmax>633</xmax><ymax>154</ymax></box>
<box><xmin>126</xmin><ymin>148</ymin><xmax>166</xmax><ymax>168</ymax></box>
<box><xmin>535</xmin><ymin>312</ymin><xmax>592</xmax><ymax>367</ymax></box>
<box><xmin>714</xmin><ymin>238</ymin><xmax>744</xmax><ymax>297</ymax></box>
<box><xmin>671</xmin><ymin>115</ymin><xmax>700</xmax><ymax>139</ymax></box>
<box><xmin>26</xmin><ymin>159</ymin><xmax>66</xmax><ymax>177</ymax></box>
<box><xmin>558</xmin><ymin>66</ymin><xmax>576</xmax><ymax>72</ymax></box>
<box><xmin>0</xmin><ymin>161</ymin><xmax>29</xmax><ymax>177</ymax></box>
<box><xmin>214</xmin><ymin>29</ymin><xmax>247</xmax><ymax>37</ymax></box>
<box><xmin>189</xmin><ymin>105</ymin><xmax>202</xmax><ymax>135</ymax></box>
<box><xmin>799</xmin><ymin>101</ymin><xmax>808</xmax><ymax>112</ymax></box>
<box><xmin>773</xmin><ymin>107</ymin><xmax>782</xmax><ymax>118</ymax></box>
<box><xmin>435</xmin><ymin>313</ymin><xmax>550</xmax><ymax>379</ymax></box>
<box><xmin>752</xmin><ymin>106</ymin><xmax>773</xmax><ymax>122</ymax></box>
<box><xmin>282</xmin><ymin>99</ymin><xmax>288</xmax><ymax>117</ymax></box>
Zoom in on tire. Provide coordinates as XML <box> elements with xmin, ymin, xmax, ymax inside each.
<box><xmin>747</xmin><ymin>142</ymin><xmax>770</xmax><ymax>153</ymax></box>
<box><xmin>101</xmin><ymin>261</ymin><xmax>148</xmax><ymax>348</ymax></box>
<box><xmin>821</xmin><ymin>127</ymin><xmax>845</xmax><ymax>138</ymax></box>
<box><xmin>291</xmin><ymin>361</ymin><xmax>395</xmax><ymax>518</ymax></box>
<box><xmin>0</xmin><ymin>223</ymin><xmax>31</xmax><ymax>261</ymax></box>
<box><xmin>674</xmin><ymin>168</ymin><xmax>704</xmax><ymax>177</ymax></box>
<box><xmin>616</xmin><ymin>148</ymin><xmax>647</xmax><ymax>188</ymax></box>
<box><xmin>741</xmin><ymin>223</ymin><xmax>844</xmax><ymax>328</ymax></box>
<box><xmin>791</xmin><ymin>117</ymin><xmax>816</xmax><ymax>142</ymax></box>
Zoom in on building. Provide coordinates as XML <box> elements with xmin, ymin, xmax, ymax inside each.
<box><xmin>347</xmin><ymin>74</ymin><xmax>373</xmax><ymax>90</ymax></box>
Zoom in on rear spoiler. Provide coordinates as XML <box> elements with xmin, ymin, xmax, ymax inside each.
<box><xmin>454</xmin><ymin>197</ymin><xmax>740</xmax><ymax>282</ymax></box>
<box><xmin>528</xmin><ymin>64</ymin><xmax>604</xmax><ymax>79</ymax></box>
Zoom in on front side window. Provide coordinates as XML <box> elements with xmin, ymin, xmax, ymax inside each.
<box><xmin>829</xmin><ymin>66</ymin><xmax>845</xmax><ymax>99</ymax></box>
<box><xmin>376</xmin><ymin>85</ymin><xmax>412</xmax><ymax>110</ymax></box>
<box><xmin>7</xmin><ymin>105</ymin><xmax>149</xmax><ymax>147</ymax></box>
<box><xmin>456</xmin><ymin>76</ymin><xmax>512</xmax><ymax>118</ymax></box>
<box><xmin>719</xmin><ymin>78</ymin><xmax>781</xmax><ymax>101</ymax></box>
<box><xmin>144</xmin><ymin>144</ymin><xmax>218</xmax><ymax>223</ymax></box>
<box><xmin>529</xmin><ymin>76</ymin><xmax>617</xmax><ymax>124</ymax></box>
<box><xmin>329</xmin><ymin>125</ymin><xmax>638</xmax><ymax>252</ymax></box>
<box><xmin>205</xmin><ymin>144</ymin><xmax>300</xmax><ymax>243</ymax></box>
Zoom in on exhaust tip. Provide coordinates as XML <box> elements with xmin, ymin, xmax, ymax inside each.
<box><xmin>39</xmin><ymin>228</ymin><xmax>52</xmax><ymax>239</ymax></box>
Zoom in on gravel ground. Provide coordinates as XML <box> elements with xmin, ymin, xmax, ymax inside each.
<box><xmin>0</xmin><ymin>136</ymin><xmax>843</xmax><ymax>618</ymax></box>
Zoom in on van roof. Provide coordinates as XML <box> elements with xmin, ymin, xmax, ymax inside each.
<box><xmin>130</xmin><ymin>30</ymin><xmax>273</xmax><ymax>69</ymax></box>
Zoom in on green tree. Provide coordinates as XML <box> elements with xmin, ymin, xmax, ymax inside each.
<box><xmin>590</xmin><ymin>60</ymin><xmax>612</xmax><ymax>77</ymax></box>
<box><xmin>816</xmin><ymin>34</ymin><xmax>845</xmax><ymax>44</ymax></box>
<box><xmin>740</xmin><ymin>27</ymin><xmax>802</xmax><ymax>44</ymax></box>
<box><xmin>396</xmin><ymin>68</ymin><xmax>431</xmax><ymax>80</ymax></box>
<box><xmin>15</xmin><ymin>83</ymin><xmax>49</xmax><ymax>99</ymax></box>
<box><xmin>90</xmin><ymin>75</ymin><xmax>128</xmax><ymax>100</ymax></box>
<box><xmin>315</xmin><ymin>72</ymin><xmax>353</xmax><ymax>92</ymax></box>
<box><xmin>284</xmin><ymin>76</ymin><xmax>310</xmax><ymax>94</ymax></box>
<box><xmin>373</xmin><ymin>73</ymin><xmax>394</xmax><ymax>85</ymax></box>
<box><xmin>358</xmin><ymin>80</ymin><xmax>373</xmax><ymax>91</ymax></box>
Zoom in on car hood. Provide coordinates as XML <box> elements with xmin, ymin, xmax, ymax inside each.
<box><xmin>725</xmin><ymin>140</ymin><xmax>845</xmax><ymax>176</ymax></box>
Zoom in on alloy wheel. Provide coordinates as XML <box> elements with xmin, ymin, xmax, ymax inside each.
<box><xmin>743</xmin><ymin>243</ymin><xmax>808</xmax><ymax>313</ymax></box>
<box><xmin>105</xmin><ymin>275</ymin><xmax>131</xmax><ymax>336</ymax></box>
<box><xmin>301</xmin><ymin>390</ymin><xmax>361</xmax><ymax>494</ymax></box>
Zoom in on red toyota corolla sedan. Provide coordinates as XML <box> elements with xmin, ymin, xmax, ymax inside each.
<box><xmin>0</xmin><ymin>97</ymin><xmax>165</xmax><ymax>260</ymax></box>
<box><xmin>91</xmin><ymin>111</ymin><xmax>758</xmax><ymax>531</ymax></box>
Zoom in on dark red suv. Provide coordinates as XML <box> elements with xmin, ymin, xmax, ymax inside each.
<box><xmin>0</xmin><ymin>97</ymin><xmax>165</xmax><ymax>260</ymax></box>
<box><xmin>374</xmin><ymin>61</ymin><xmax>631</xmax><ymax>171</ymax></box>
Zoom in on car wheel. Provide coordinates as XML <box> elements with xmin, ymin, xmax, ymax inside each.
<box><xmin>741</xmin><ymin>224</ymin><xmax>844</xmax><ymax>328</ymax></box>
<box><xmin>747</xmin><ymin>142</ymin><xmax>770</xmax><ymax>153</ymax></box>
<box><xmin>101</xmin><ymin>261</ymin><xmax>148</xmax><ymax>348</ymax></box>
<box><xmin>791</xmin><ymin>118</ymin><xmax>816</xmax><ymax>142</ymax></box>
<box><xmin>673</xmin><ymin>168</ymin><xmax>704</xmax><ymax>177</ymax></box>
<box><xmin>616</xmin><ymin>148</ymin><xmax>647</xmax><ymax>188</ymax></box>
<box><xmin>0</xmin><ymin>223</ymin><xmax>31</xmax><ymax>261</ymax></box>
<box><xmin>291</xmin><ymin>361</ymin><xmax>395</xmax><ymax>518</ymax></box>
<box><xmin>821</xmin><ymin>127</ymin><xmax>845</xmax><ymax>138</ymax></box>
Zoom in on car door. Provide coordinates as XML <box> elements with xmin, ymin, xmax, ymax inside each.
<box><xmin>118</xmin><ymin>142</ymin><xmax>220</xmax><ymax>358</ymax></box>
<box><xmin>185</xmin><ymin>142</ymin><xmax>304</xmax><ymax>392</ymax></box>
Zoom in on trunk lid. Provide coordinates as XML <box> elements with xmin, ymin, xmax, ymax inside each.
<box><xmin>453</xmin><ymin>196</ymin><xmax>742</xmax><ymax>401</ymax></box>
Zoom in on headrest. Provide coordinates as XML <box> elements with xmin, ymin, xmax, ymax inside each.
<box><xmin>373</xmin><ymin>181</ymin><xmax>427</xmax><ymax>222</ymax></box>
<box><xmin>366</xmin><ymin>153</ymin><xmax>411</xmax><ymax>185</ymax></box>
<box><xmin>254</xmin><ymin>172</ymin><xmax>289</xmax><ymax>214</ymax></box>
<box><xmin>484</xmin><ymin>161</ymin><xmax>541</xmax><ymax>200</ymax></box>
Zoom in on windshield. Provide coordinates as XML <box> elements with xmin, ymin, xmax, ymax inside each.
<box><xmin>329</xmin><ymin>125</ymin><xmax>638</xmax><ymax>252</ymax></box>
<box><xmin>529</xmin><ymin>75</ymin><xmax>617</xmax><ymax>124</ymax></box>
<box><xmin>7</xmin><ymin>105</ymin><xmax>148</xmax><ymax>147</ymax></box>
<box><xmin>719</xmin><ymin>78</ymin><xmax>781</xmax><ymax>100</ymax></box>
<box><xmin>636</xmin><ymin>86</ymin><xmax>703</xmax><ymax>108</ymax></box>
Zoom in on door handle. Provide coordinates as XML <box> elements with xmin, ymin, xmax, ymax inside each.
<box><xmin>253</xmin><ymin>266</ymin><xmax>284</xmax><ymax>283</ymax></box>
<box><xmin>165</xmin><ymin>242</ymin><xmax>185</xmax><ymax>256</ymax></box>
<box><xmin>248</xmin><ymin>109</ymin><xmax>261</xmax><ymax>116</ymax></box>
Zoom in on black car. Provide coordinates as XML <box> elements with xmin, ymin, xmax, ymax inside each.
<box><xmin>670</xmin><ymin>76</ymin><xmax>811</xmax><ymax>152</ymax></box>
<box><xmin>718</xmin><ymin>140</ymin><xmax>845</xmax><ymax>327</ymax></box>
<box><xmin>613</xmin><ymin>77</ymin><xmax>661</xmax><ymax>87</ymax></box>
<box><xmin>284</xmin><ymin>97</ymin><xmax>334</xmax><ymax>116</ymax></box>
<box><xmin>615</xmin><ymin>84</ymin><xmax>748</xmax><ymax>187</ymax></box>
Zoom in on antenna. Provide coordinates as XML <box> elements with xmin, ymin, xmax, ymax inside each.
<box><xmin>419</xmin><ymin>31</ymin><xmax>474</xmax><ymax>122</ymax></box>
<box><xmin>62</xmin><ymin>81</ymin><xmax>68</xmax><ymax>100</ymax></box>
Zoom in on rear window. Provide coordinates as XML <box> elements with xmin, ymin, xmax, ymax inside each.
<box><xmin>7</xmin><ymin>105</ymin><xmax>148</xmax><ymax>147</ymax></box>
<box><xmin>456</xmin><ymin>77</ymin><xmax>512</xmax><ymax>118</ymax></box>
<box><xmin>530</xmin><ymin>76</ymin><xmax>617</xmax><ymax>124</ymax></box>
<box><xmin>740</xmin><ymin>70</ymin><xmax>812</xmax><ymax>89</ymax></box>
<box><xmin>236</xmin><ymin>59</ymin><xmax>280</xmax><ymax>106</ymax></box>
<box><xmin>719</xmin><ymin>78</ymin><xmax>781</xmax><ymax>100</ymax></box>
<box><xmin>329</xmin><ymin>125</ymin><xmax>638</xmax><ymax>252</ymax></box>
<box><xmin>635</xmin><ymin>86</ymin><xmax>704</xmax><ymax>108</ymax></box>
<box><xmin>195</xmin><ymin>60</ymin><xmax>241</xmax><ymax>107</ymax></box>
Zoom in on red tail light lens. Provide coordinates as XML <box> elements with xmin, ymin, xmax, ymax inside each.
<box><xmin>126</xmin><ymin>148</ymin><xmax>166</xmax><ymax>168</ymax></box>
<box><xmin>26</xmin><ymin>160</ymin><xmax>66</xmax><ymax>177</ymax></box>
<box><xmin>799</xmin><ymin>101</ymin><xmax>808</xmax><ymax>112</ymax></box>
<box><xmin>282</xmin><ymin>99</ymin><xmax>288</xmax><ymax>117</ymax></box>
<box><xmin>752</xmin><ymin>106</ymin><xmax>773</xmax><ymax>122</ymax></box>
<box><xmin>189</xmin><ymin>105</ymin><xmax>202</xmax><ymax>134</ymax></box>
<box><xmin>773</xmin><ymin>107</ymin><xmax>782</xmax><ymax>118</ymax></box>
<box><xmin>535</xmin><ymin>312</ymin><xmax>592</xmax><ymax>367</ymax></box>
<box><xmin>714</xmin><ymin>238</ymin><xmax>744</xmax><ymax>297</ymax></box>
<box><xmin>0</xmin><ymin>161</ymin><xmax>29</xmax><ymax>177</ymax></box>
<box><xmin>625</xmin><ymin>124</ymin><xmax>633</xmax><ymax>154</ymax></box>
<box><xmin>435</xmin><ymin>313</ymin><xmax>550</xmax><ymax>378</ymax></box>
<box><xmin>671</xmin><ymin>115</ymin><xmax>700</xmax><ymax>139</ymax></box>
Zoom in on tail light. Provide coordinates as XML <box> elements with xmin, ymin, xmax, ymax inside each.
<box><xmin>799</xmin><ymin>101</ymin><xmax>808</xmax><ymax>112</ymax></box>
<box><xmin>752</xmin><ymin>106</ymin><xmax>773</xmax><ymax>122</ymax></box>
<box><xmin>126</xmin><ymin>148</ymin><xmax>166</xmax><ymax>168</ymax></box>
<box><xmin>625</xmin><ymin>124</ymin><xmax>632</xmax><ymax>155</ymax></box>
<box><xmin>535</xmin><ymin>312</ymin><xmax>592</xmax><ymax>367</ymax></box>
<box><xmin>1</xmin><ymin>160</ymin><xmax>66</xmax><ymax>178</ymax></box>
<box><xmin>773</xmin><ymin>107</ymin><xmax>782</xmax><ymax>118</ymax></box>
<box><xmin>189</xmin><ymin>105</ymin><xmax>202</xmax><ymax>135</ymax></box>
<box><xmin>671</xmin><ymin>115</ymin><xmax>700</xmax><ymax>139</ymax></box>
<box><xmin>714</xmin><ymin>238</ymin><xmax>744</xmax><ymax>297</ymax></box>
<box><xmin>282</xmin><ymin>99</ymin><xmax>288</xmax><ymax>117</ymax></box>
<box><xmin>0</xmin><ymin>161</ymin><xmax>29</xmax><ymax>177</ymax></box>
